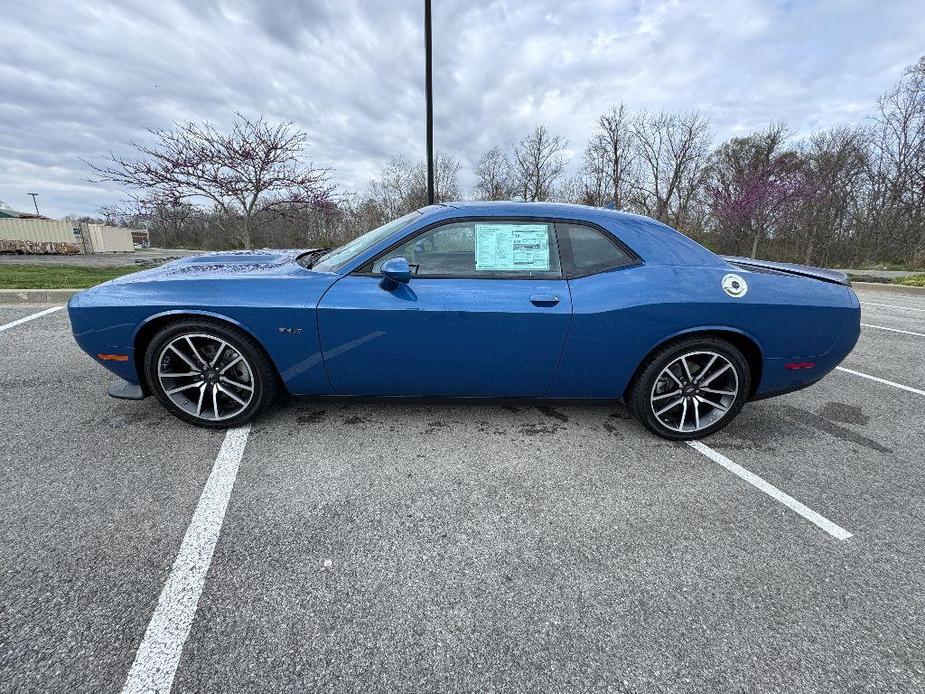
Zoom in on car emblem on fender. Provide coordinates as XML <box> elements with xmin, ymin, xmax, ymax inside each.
<box><xmin>722</xmin><ymin>273</ymin><xmax>748</xmax><ymax>298</ymax></box>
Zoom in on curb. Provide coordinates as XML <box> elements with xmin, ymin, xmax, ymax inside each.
<box><xmin>852</xmin><ymin>281</ymin><xmax>925</xmax><ymax>296</ymax></box>
<box><xmin>0</xmin><ymin>288</ymin><xmax>80</xmax><ymax>304</ymax></box>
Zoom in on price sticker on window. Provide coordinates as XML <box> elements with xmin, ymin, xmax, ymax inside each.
<box><xmin>475</xmin><ymin>223</ymin><xmax>550</xmax><ymax>271</ymax></box>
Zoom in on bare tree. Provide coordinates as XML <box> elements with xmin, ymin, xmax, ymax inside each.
<box><xmin>367</xmin><ymin>153</ymin><xmax>461</xmax><ymax>221</ymax></box>
<box><xmin>87</xmin><ymin>112</ymin><xmax>334</xmax><ymax>248</ymax></box>
<box><xmin>473</xmin><ymin>146</ymin><xmax>514</xmax><ymax>200</ymax></box>
<box><xmin>575</xmin><ymin>134</ymin><xmax>615</xmax><ymax>208</ymax></box>
<box><xmin>863</xmin><ymin>57</ymin><xmax>925</xmax><ymax>263</ymax></box>
<box><xmin>553</xmin><ymin>174</ymin><xmax>591</xmax><ymax>205</ymax></box>
<box><xmin>630</xmin><ymin>110</ymin><xmax>711</xmax><ymax>230</ymax></box>
<box><xmin>417</xmin><ymin>152</ymin><xmax>461</xmax><ymax>205</ymax></box>
<box><xmin>512</xmin><ymin>124</ymin><xmax>568</xmax><ymax>201</ymax></box>
<box><xmin>795</xmin><ymin>127</ymin><xmax>868</xmax><ymax>265</ymax></box>
<box><xmin>584</xmin><ymin>104</ymin><xmax>636</xmax><ymax>209</ymax></box>
<box><xmin>367</xmin><ymin>155</ymin><xmax>416</xmax><ymax>221</ymax></box>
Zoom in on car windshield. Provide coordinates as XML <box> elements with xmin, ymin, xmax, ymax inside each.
<box><xmin>309</xmin><ymin>210</ymin><xmax>422</xmax><ymax>273</ymax></box>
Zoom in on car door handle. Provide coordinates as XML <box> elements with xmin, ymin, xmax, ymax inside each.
<box><xmin>530</xmin><ymin>294</ymin><xmax>560</xmax><ymax>307</ymax></box>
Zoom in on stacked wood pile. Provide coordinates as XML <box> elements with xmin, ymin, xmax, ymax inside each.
<box><xmin>0</xmin><ymin>239</ymin><xmax>80</xmax><ymax>254</ymax></box>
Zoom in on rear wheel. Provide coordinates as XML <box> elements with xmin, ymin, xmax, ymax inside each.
<box><xmin>144</xmin><ymin>319</ymin><xmax>277</xmax><ymax>428</ymax></box>
<box><xmin>627</xmin><ymin>337</ymin><xmax>750</xmax><ymax>440</ymax></box>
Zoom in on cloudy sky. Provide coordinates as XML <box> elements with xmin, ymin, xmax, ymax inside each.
<box><xmin>1</xmin><ymin>0</ymin><xmax>923</xmax><ymax>219</ymax></box>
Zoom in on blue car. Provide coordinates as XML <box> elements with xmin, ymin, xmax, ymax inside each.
<box><xmin>68</xmin><ymin>202</ymin><xmax>860</xmax><ymax>439</ymax></box>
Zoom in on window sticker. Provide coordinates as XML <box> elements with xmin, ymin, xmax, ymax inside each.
<box><xmin>475</xmin><ymin>224</ymin><xmax>550</xmax><ymax>271</ymax></box>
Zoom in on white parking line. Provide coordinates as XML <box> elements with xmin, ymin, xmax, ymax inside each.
<box><xmin>836</xmin><ymin>366</ymin><xmax>925</xmax><ymax>396</ymax></box>
<box><xmin>861</xmin><ymin>301</ymin><xmax>925</xmax><ymax>313</ymax></box>
<box><xmin>860</xmin><ymin>323</ymin><xmax>925</xmax><ymax>337</ymax></box>
<box><xmin>687</xmin><ymin>440</ymin><xmax>852</xmax><ymax>541</ymax></box>
<box><xmin>121</xmin><ymin>425</ymin><xmax>251</xmax><ymax>694</ymax></box>
<box><xmin>0</xmin><ymin>306</ymin><xmax>63</xmax><ymax>333</ymax></box>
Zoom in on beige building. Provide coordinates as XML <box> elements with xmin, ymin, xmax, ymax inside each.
<box><xmin>85</xmin><ymin>223</ymin><xmax>135</xmax><ymax>252</ymax></box>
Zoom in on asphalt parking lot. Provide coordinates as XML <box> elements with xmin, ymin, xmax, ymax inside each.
<box><xmin>1</xmin><ymin>288</ymin><xmax>923</xmax><ymax>693</ymax></box>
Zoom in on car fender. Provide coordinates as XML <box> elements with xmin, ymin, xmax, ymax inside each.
<box><xmin>131</xmin><ymin>308</ymin><xmax>265</xmax><ymax>346</ymax></box>
<box><xmin>637</xmin><ymin>323</ymin><xmax>766</xmax><ymax>364</ymax></box>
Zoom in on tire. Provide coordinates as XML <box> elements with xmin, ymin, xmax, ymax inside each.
<box><xmin>144</xmin><ymin>319</ymin><xmax>278</xmax><ymax>428</ymax></box>
<box><xmin>627</xmin><ymin>336</ymin><xmax>751</xmax><ymax>440</ymax></box>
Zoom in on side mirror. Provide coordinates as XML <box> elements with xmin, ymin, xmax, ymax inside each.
<box><xmin>379</xmin><ymin>256</ymin><xmax>412</xmax><ymax>290</ymax></box>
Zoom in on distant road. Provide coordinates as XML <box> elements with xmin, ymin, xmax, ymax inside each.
<box><xmin>0</xmin><ymin>248</ymin><xmax>198</xmax><ymax>267</ymax></box>
<box><xmin>836</xmin><ymin>269</ymin><xmax>918</xmax><ymax>279</ymax></box>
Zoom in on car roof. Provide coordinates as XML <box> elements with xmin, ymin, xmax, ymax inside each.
<box><xmin>430</xmin><ymin>200</ymin><xmax>655</xmax><ymax>226</ymax></box>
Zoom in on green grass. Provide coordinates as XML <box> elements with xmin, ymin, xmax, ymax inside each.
<box><xmin>0</xmin><ymin>264</ymin><xmax>141</xmax><ymax>289</ymax></box>
<box><xmin>846</xmin><ymin>271</ymin><xmax>925</xmax><ymax>287</ymax></box>
<box><xmin>894</xmin><ymin>273</ymin><xmax>925</xmax><ymax>287</ymax></box>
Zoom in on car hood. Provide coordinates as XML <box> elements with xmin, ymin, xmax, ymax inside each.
<box><xmin>108</xmin><ymin>248</ymin><xmax>321</xmax><ymax>284</ymax></box>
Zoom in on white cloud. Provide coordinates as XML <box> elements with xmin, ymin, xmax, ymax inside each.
<box><xmin>0</xmin><ymin>0</ymin><xmax>922</xmax><ymax>217</ymax></box>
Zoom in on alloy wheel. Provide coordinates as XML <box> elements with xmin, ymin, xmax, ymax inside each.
<box><xmin>156</xmin><ymin>333</ymin><xmax>255</xmax><ymax>421</ymax></box>
<box><xmin>649</xmin><ymin>350</ymin><xmax>739</xmax><ymax>433</ymax></box>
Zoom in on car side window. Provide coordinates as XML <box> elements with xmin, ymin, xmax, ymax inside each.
<box><xmin>559</xmin><ymin>223</ymin><xmax>636</xmax><ymax>277</ymax></box>
<box><xmin>369</xmin><ymin>220</ymin><xmax>562</xmax><ymax>278</ymax></box>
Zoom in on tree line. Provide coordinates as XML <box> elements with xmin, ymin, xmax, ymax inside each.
<box><xmin>94</xmin><ymin>56</ymin><xmax>924</xmax><ymax>268</ymax></box>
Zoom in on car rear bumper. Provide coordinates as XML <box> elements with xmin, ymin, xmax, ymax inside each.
<box><xmin>751</xmin><ymin>376</ymin><xmax>823</xmax><ymax>401</ymax></box>
<box><xmin>754</xmin><ymin>291</ymin><xmax>860</xmax><ymax>398</ymax></box>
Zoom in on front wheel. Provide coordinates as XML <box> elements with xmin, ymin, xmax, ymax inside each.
<box><xmin>144</xmin><ymin>319</ymin><xmax>277</xmax><ymax>428</ymax></box>
<box><xmin>627</xmin><ymin>337</ymin><xmax>751</xmax><ymax>440</ymax></box>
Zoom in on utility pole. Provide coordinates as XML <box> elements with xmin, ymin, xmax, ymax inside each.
<box><xmin>424</xmin><ymin>0</ymin><xmax>434</xmax><ymax>206</ymax></box>
<box><xmin>27</xmin><ymin>192</ymin><xmax>40</xmax><ymax>215</ymax></box>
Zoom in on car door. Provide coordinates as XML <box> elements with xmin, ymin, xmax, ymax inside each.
<box><xmin>316</xmin><ymin>219</ymin><xmax>572</xmax><ymax>397</ymax></box>
<box><xmin>544</xmin><ymin>221</ymin><xmax>647</xmax><ymax>398</ymax></box>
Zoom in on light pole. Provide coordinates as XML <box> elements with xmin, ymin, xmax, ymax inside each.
<box><xmin>27</xmin><ymin>192</ymin><xmax>40</xmax><ymax>215</ymax></box>
<box><xmin>424</xmin><ymin>0</ymin><xmax>434</xmax><ymax>206</ymax></box>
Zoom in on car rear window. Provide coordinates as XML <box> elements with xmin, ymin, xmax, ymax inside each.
<box><xmin>559</xmin><ymin>223</ymin><xmax>637</xmax><ymax>277</ymax></box>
